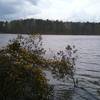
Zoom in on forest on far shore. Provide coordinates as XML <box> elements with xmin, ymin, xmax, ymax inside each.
<box><xmin>0</xmin><ymin>18</ymin><xmax>100</xmax><ymax>35</ymax></box>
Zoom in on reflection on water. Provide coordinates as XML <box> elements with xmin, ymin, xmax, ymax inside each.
<box><xmin>53</xmin><ymin>89</ymin><xmax>73</xmax><ymax>100</ymax></box>
<box><xmin>49</xmin><ymin>85</ymin><xmax>73</xmax><ymax>100</ymax></box>
<box><xmin>49</xmin><ymin>85</ymin><xmax>100</xmax><ymax>100</ymax></box>
<box><xmin>0</xmin><ymin>34</ymin><xmax>100</xmax><ymax>100</ymax></box>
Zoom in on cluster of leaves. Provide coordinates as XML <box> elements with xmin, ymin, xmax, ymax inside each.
<box><xmin>47</xmin><ymin>45</ymin><xmax>77</xmax><ymax>86</ymax></box>
<box><xmin>0</xmin><ymin>34</ymin><xmax>49</xmax><ymax>100</ymax></box>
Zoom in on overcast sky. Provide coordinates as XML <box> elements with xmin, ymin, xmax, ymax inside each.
<box><xmin>0</xmin><ymin>0</ymin><xmax>100</xmax><ymax>22</ymax></box>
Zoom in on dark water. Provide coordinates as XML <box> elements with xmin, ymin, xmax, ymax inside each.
<box><xmin>0</xmin><ymin>34</ymin><xmax>100</xmax><ymax>100</ymax></box>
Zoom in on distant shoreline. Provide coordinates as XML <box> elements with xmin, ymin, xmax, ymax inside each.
<box><xmin>0</xmin><ymin>32</ymin><xmax>100</xmax><ymax>35</ymax></box>
<box><xmin>0</xmin><ymin>18</ymin><xmax>100</xmax><ymax>35</ymax></box>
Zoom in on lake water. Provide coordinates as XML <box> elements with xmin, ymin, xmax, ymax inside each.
<box><xmin>0</xmin><ymin>34</ymin><xmax>100</xmax><ymax>100</ymax></box>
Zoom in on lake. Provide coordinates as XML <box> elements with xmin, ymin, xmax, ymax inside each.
<box><xmin>0</xmin><ymin>34</ymin><xmax>100</xmax><ymax>100</ymax></box>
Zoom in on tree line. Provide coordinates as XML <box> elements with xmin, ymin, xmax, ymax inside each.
<box><xmin>0</xmin><ymin>18</ymin><xmax>100</xmax><ymax>35</ymax></box>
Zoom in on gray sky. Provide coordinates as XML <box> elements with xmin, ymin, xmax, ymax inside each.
<box><xmin>0</xmin><ymin>0</ymin><xmax>100</xmax><ymax>22</ymax></box>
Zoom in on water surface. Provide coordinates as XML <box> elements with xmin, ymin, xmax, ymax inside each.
<box><xmin>0</xmin><ymin>34</ymin><xmax>100</xmax><ymax>100</ymax></box>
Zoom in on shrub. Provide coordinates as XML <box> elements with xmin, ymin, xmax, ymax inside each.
<box><xmin>0</xmin><ymin>34</ymin><xmax>49</xmax><ymax>100</ymax></box>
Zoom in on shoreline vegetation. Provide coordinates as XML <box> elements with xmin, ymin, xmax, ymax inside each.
<box><xmin>1</xmin><ymin>32</ymin><xmax>100</xmax><ymax>36</ymax></box>
<box><xmin>0</xmin><ymin>34</ymin><xmax>77</xmax><ymax>100</ymax></box>
<box><xmin>0</xmin><ymin>18</ymin><xmax>100</xmax><ymax>35</ymax></box>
